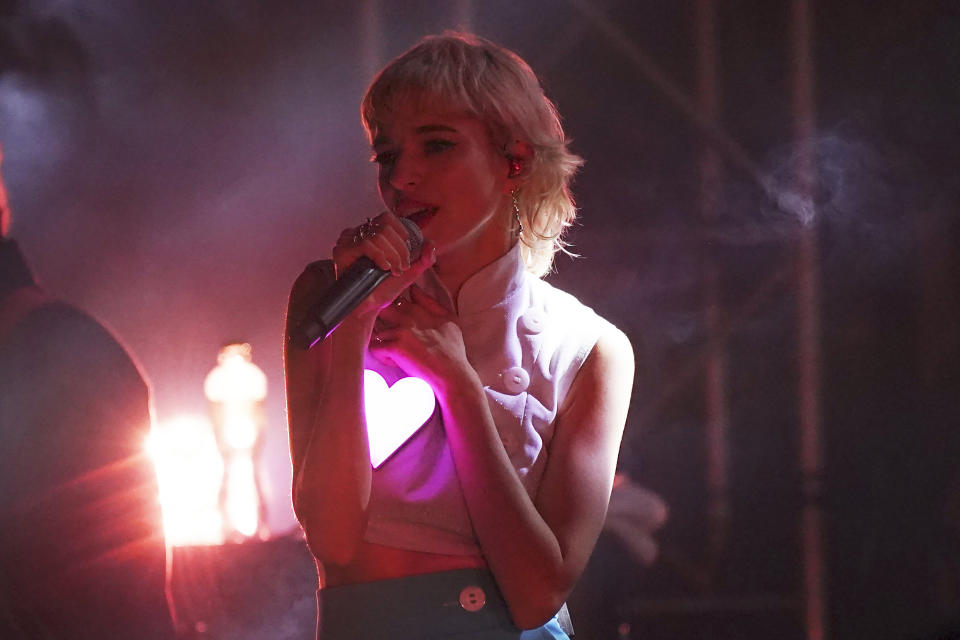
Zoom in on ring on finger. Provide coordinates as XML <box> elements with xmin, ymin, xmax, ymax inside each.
<box><xmin>352</xmin><ymin>217</ymin><xmax>378</xmax><ymax>243</ymax></box>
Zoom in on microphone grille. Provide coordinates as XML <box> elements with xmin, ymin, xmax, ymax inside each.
<box><xmin>398</xmin><ymin>217</ymin><xmax>425</xmax><ymax>261</ymax></box>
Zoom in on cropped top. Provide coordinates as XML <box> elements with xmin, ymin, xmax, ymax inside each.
<box><xmin>360</xmin><ymin>242</ymin><xmax>610</xmax><ymax>556</ymax></box>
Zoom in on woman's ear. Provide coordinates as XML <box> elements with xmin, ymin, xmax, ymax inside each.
<box><xmin>504</xmin><ymin>140</ymin><xmax>534</xmax><ymax>181</ymax></box>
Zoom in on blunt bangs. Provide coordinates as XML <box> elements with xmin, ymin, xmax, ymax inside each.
<box><xmin>362</xmin><ymin>33</ymin><xmax>547</xmax><ymax>147</ymax></box>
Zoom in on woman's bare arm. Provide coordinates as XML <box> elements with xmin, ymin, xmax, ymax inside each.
<box><xmin>374</xmin><ymin>288</ymin><xmax>634</xmax><ymax>629</ymax></box>
<box><xmin>444</xmin><ymin>327</ymin><xmax>633</xmax><ymax>628</ymax></box>
<box><xmin>284</xmin><ymin>267</ymin><xmax>375</xmax><ymax>566</ymax></box>
<box><xmin>284</xmin><ymin>220</ymin><xmax>436</xmax><ymax>566</ymax></box>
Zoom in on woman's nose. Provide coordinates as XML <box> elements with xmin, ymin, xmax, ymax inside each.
<box><xmin>388</xmin><ymin>153</ymin><xmax>421</xmax><ymax>189</ymax></box>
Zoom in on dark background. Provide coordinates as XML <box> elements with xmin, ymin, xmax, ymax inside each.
<box><xmin>2</xmin><ymin>1</ymin><xmax>958</xmax><ymax>638</ymax></box>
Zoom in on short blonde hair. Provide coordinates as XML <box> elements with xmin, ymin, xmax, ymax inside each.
<box><xmin>361</xmin><ymin>32</ymin><xmax>583</xmax><ymax>277</ymax></box>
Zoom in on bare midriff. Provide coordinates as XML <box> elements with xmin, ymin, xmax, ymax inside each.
<box><xmin>321</xmin><ymin>540</ymin><xmax>487</xmax><ymax>587</ymax></box>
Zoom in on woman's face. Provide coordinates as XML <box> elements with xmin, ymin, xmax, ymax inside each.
<box><xmin>372</xmin><ymin>100</ymin><xmax>515</xmax><ymax>263</ymax></box>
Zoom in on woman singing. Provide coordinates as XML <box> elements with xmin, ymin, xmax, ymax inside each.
<box><xmin>285</xmin><ymin>32</ymin><xmax>634</xmax><ymax>640</ymax></box>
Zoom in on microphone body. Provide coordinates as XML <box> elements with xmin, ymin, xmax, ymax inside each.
<box><xmin>292</xmin><ymin>218</ymin><xmax>422</xmax><ymax>350</ymax></box>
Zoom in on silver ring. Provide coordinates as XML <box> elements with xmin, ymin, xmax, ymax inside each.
<box><xmin>353</xmin><ymin>217</ymin><xmax>377</xmax><ymax>243</ymax></box>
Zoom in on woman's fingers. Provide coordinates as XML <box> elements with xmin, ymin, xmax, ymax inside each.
<box><xmin>367</xmin><ymin>225</ymin><xmax>407</xmax><ymax>274</ymax></box>
<box><xmin>372</xmin><ymin>212</ymin><xmax>415</xmax><ymax>271</ymax></box>
<box><xmin>359</xmin><ymin>240</ymin><xmax>437</xmax><ymax>313</ymax></box>
<box><xmin>370</xmin><ymin>327</ymin><xmax>401</xmax><ymax>345</ymax></box>
<box><xmin>376</xmin><ymin>297</ymin><xmax>420</xmax><ymax>327</ymax></box>
<box><xmin>378</xmin><ymin>280</ymin><xmax>448</xmax><ymax>327</ymax></box>
<box><xmin>330</xmin><ymin>222</ymin><xmax>437</xmax><ymax>319</ymax></box>
<box><xmin>374</xmin><ymin>212</ymin><xmax>414</xmax><ymax>255</ymax></box>
<box><xmin>409</xmin><ymin>284</ymin><xmax>452</xmax><ymax>317</ymax></box>
<box><xmin>388</xmin><ymin>240</ymin><xmax>437</xmax><ymax>292</ymax></box>
<box><xmin>413</xmin><ymin>239</ymin><xmax>437</xmax><ymax>269</ymax></box>
<box><xmin>332</xmin><ymin>211</ymin><xmax>417</xmax><ymax>276</ymax></box>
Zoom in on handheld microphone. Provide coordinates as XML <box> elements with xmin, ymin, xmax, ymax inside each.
<box><xmin>292</xmin><ymin>217</ymin><xmax>423</xmax><ymax>350</ymax></box>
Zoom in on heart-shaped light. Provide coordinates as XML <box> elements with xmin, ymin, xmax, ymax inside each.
<box><xmin>364</xmin><ymin>369</ymin><xmax>437</xmax><ymax>468</ymax></box>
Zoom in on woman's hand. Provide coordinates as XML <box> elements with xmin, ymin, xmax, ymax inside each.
<box><xmin>332</xmin><ymin>212</ymin><xmax>436</xmax><ymax>322</ymax></box>
<box><xmin>369</xmin><ymin>285</ymin><xmax>478</xmax><ymax>396</ymax></box>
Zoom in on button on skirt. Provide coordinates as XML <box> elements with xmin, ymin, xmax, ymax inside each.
<box><xmin>316</xmin><ymin>568</ymin><xmax>570</xmax><ymax>640</ymax></box>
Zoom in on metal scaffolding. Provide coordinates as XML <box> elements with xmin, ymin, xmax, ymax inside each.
<box><xmin>567</xmin><ymin>1</ymin><xmax>826</xmax><ymax>638</ymax></box>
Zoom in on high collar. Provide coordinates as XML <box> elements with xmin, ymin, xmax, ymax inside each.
<box><xmin>454</xmin><ymin>242</ymin><xmax>526</xmax><ymax>316</ymax></box>
<box><xmin>0</xmin><ymin>239</ymin><xmax>37</xmax><ymax>299</ymax></box>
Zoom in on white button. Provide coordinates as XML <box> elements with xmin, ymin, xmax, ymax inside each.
<box><xmin>459</xmin><ymin>586</ymin><xmax>486</xmax><ymax>612</ymax></box>
<box><xmin>520</xmin><ymin>308</ymin><xmax>545</xmax><ymax>334</ymax></box>
<box><xmin>500</xmin><ymin>366</ymin><xmax>530</xmax><ymax>393</ymax></box>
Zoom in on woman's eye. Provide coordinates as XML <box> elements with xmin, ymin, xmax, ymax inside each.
<box><xmin>425</xmin><ymin>139</ymin><xmax>456</xmax><ymax>154</ymax></box>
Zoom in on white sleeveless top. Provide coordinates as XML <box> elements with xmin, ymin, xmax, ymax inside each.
<box><xmin>362</xmin><ymin>243</ymin><xmax>609</xmax><ymax>555</ymax></box>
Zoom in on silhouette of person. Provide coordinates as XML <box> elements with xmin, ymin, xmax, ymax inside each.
<box><xmin>0</xmin><ymin>143</ymin><xmax>173</xmax><ymax>638</ymax></box>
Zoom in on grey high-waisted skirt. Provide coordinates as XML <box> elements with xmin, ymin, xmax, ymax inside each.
<box><xmin>316</xmin><ymin>568</ymin><xmax>572</xmax><ymax>639</ymax></box>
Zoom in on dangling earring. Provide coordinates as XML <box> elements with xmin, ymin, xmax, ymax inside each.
<box><xmin>511</xmin><ymin>188</ymin><xmax>523</xmax><ymax>236</ymax></box>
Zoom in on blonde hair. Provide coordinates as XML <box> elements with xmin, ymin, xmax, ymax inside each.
<box><xmin>361</xmin><ymin>32</ymin><xmax>583</xmax><ymax>277</ymax></box>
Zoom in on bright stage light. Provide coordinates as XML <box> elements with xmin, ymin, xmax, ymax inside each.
<box><xmin>225</xmin><ymin>458</ymin><xmax>259</xmax><ymax>537</ymax></box>
<box><xmin>204</xmin><ymin>342</ymin><xmax>269</xmax><ymax>541</ymax></box>
<box><xmin>147</xmin><ymin>414</ymin><xmax>225</xmax><ymax>546</ymax></box>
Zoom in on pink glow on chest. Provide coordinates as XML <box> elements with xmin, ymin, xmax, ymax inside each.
<box><xmin>364</xmin><ymin>369</ymin><xmax>437</xmax><ymax>468</ymax></box>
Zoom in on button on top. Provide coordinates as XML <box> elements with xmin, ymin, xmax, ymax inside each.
<box><xmin>520</xmin><ymin>308</ymin><xmax>546</xmax><ymax>334</ymax></box>
<box><xmin>459</xmin><ymin>585</ymin><xmax>486</xmax><ymax>612</ymax></box>
<box><xmin>500</xmin><ymin>366</ymin><xmax>530</xmax><ymax>394</ymax></box>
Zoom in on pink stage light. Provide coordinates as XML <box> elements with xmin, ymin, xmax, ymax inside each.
<box><xmin>364</xmin><ymin>370</ymin><xmax>436</xmax><ymax>468</ymax></box>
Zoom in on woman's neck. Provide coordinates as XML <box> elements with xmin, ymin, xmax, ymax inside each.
<box><xmin>433</xmin><ymin>256</ymin><xmax>482</xmax><ymax>306</ymax></box>
<box><xmin>433</xmin><ymin>239</ymin><xmax>515</xmax><ymax>309</ymax></box>
<box><xmin>431</xmin><ymin>205</ymin><xmax>518</xmax><ymax>307</ymax></box>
